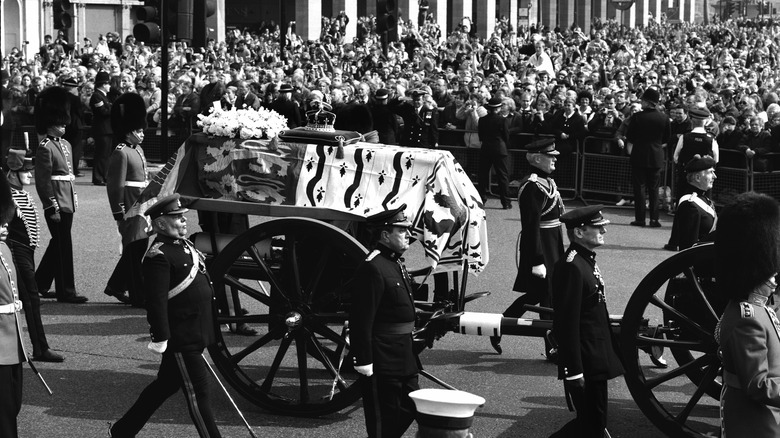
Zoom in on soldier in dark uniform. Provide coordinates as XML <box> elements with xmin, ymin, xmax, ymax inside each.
<box><xmin>104</xmin><ymin>93</ymin><xmax>150</xmax><ymax>306</ymax></box>
<box><xmin>6</xmin><ymin>149</ymin><xmax>63</xmax><ymax>362</ymax></box>
<box><xmin>392</xmin><ymin>88</ymin><xmax>439</xmax><ymax>148</ymax></box>
<box><xmin>550</xmin><ymin>206</ymin><xmax>623</xmax><ymax>438</ymax></box>
<box><xmin>61</xmin><ymin>78</ymin><xmax>86</xmax><ymax>177</ymax></box>
<box><xmin>492</xmin><ymin>139</ymin><xmax>564</xmax><ymax>357</ymax></box>
<box><xmin>34</xmin><ymin>87</ymin><xmax>87</xmax><ymax>304</ymax></box>
<box><xmin>267</xmin><ymin>83</ymin><xmax>302</xmax><ymax>128</ymax></box>
<box><xmin>110</xmin><ymin>194</ymin><xmax>222</xmax><ymax>438</ymax></box>
<box><xmin>0</xmin><ymin>171</ymin><xmax>26</xmax><ymax>438</ymax></box>
<box><xmin>369</xmin><ymin>88</ymin><xmax>399</xmax><ymax>145</ymax></box>
<box><xmin>350</xmin><ymin>204</ymin><xmax>419</xmax><ymax>438</ymax></box>
<box><xmin>664</xmin><ymin>155</ymin><xmax>717</xmax><ymax>252</ymax></box>
<box><xmin>716</xmin><ymin>192</ymin><xmax>780</xmax><ymax>438</ymax></box>
<box><xmin>477</xmin><ymin>96</ymin><xmax>511</xmax><ymax>209</ymax></box>
<box><xmin>90</xmin><ymin>71</ymin><xmax>113</xmax><ymax>186</ymax></box>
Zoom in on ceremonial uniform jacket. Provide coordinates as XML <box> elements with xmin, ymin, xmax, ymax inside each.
<box><xmin>90</xmin><ymin>88</ymin><xmax>112</xmax><ymax>136</ymax></box>
<box><xmin>0</xmin><ymin>241</ymin><xmax>23</xmax><ymax>365</ymax></box>
<box><xmin>350</xmin><ymin>244</ymin><xmax>419</xmax><ymax>377</ymax></box>
<box><xmin>625</xmin><ymin>108</ymin><xmax>672</xmax><ymax>169</ymax></box>
<box><xmin>393</xmin><ymin>101</ymin><xmax>439</xmax><ymax>148</ymax></box>
<box><xmin>107</xmin><ymin>142</ymin><xmax>147</xmax><ymax>221</ymax></box>
<box><xmin>477</xmin><ymin>112</ymin><xmax>510</xmax><ymax>156</ymax></box>
<box><xmin>143</xmin><ymin>235</ymin><xmax>216</xmax><ymax>352</ymax></box>
<box><xmin>35</xmin><ymin>136</ymin><xmax>76</xmax><ymax>214</ymax></box>
<box><xmin>718</xmin><ymin>294</ymin><xmax>780</xmax><ymax>438</ymax></box>
<box><xmin>552</xmin><ymin>243</ymin><xmax>623</xmax><ymax>381</ymax></box>
<box><xmin>673</xmin><ymin>190</ymin><xmax>716</xmax><ymax>250</ymax></box>
<box><xmin>8</xmin><ymin>188</ymin><xmax>40</xmax><ymax>249</ymax></box>
<box><xmin>513</xmin><ymin>169</ymin><xmax>564</xmax><ymax>293</ymax></box>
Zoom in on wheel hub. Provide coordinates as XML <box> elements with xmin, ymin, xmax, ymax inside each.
<box><xmin>285</xmin><ymin>311</ymin><xmax>303</xmax><ymax>329</ymax></box>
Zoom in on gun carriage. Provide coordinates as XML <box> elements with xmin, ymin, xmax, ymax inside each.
<box><xmin>134</xmin><ymin>128</ymin><xmax>722</xmax><ymax>438</ymax></box>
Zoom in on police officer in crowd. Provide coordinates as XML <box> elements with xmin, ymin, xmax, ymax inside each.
<box><xmin>350</xmin><ymin>204</ymin><xmax>420</xmax><ymax>438</ymax></box>
<box><xmin>34</xmin><ymin>86</ymin><xmax>87</xmax><ymax>303</ymax></box>
<box><xmin>716</xmin><ymin>192</ymin><xmax>780</xmax><ymax>437</ymax></box>
<box><xmin>90</xmin><ymin>71</ymin><xmax>114</xmax><ymax>186</ymax></box>
<box><xmin>672</xmin><ymin>107</ymin><xmax>719</xmax><ymax>200</ymax></box>
<box><xmin>664</xmin><ymin>155</ymin><xmax>717</xmax><ymax>252</ymax></box>
<box><xmin>104</xmin><ymin>92</ymin><xmax>150</xmax><ymax>307</ymax></box>
<box><xmin>0</xmin><ymin>171</ymin><xmax>26</xmax><ymax>438</ymax></box>
<box><xmin>492</xmin><ymin>138</ymin><xmax>564</xmax><ymax>357</ymax></box>
<box><xmin>110</xmin><ymin>194</ymin><xmax>222</xmax><ymax>438</ymax></box>
<box><xmin>550</xmin><ymin>205</ymin><xmax>623</xmax><ymax>438</ymax></box>
<box><xmin>477</xmin><ymin>96</ymin><xmax>512</xmax><ymax>210</ymax></box>
<box><xmin>6</xmin><ymin>149</ymin><xmax>63</xmax><ymax>362</ymax></box>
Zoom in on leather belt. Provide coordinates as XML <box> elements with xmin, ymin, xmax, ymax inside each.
<box><xmin>51</xmin><ymin>174</ymin><xmax>75</xmax><ymax>181</ymax></box>
<box><xmin>723</xmin><ymin>370</ymin><xmax>741</xmax><ymax>389</ymax></box>
<box><xmin>540</xmin><ymin>219</ymin><xmax>561</xmax><ymax>229</ymax></box>
<box><xmin>373</xmin><ymin>321</ymin><xmax>414</xmax><ymax>335</ymax></box>
<box><xmin>124</xmin><ymin>181</ymin><xmax>148</xmax><ymax>188</ymax></box>
<box><xmin>0</xmin><ymin>300</ymin><xmax>22</xmax><ymax>314</ymax></box>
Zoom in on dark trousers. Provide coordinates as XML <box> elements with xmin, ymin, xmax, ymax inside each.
<box><xmin>504</xmin><ymin>288</ymin><xmax>554</xmax><ymax>355</ymax></box>
<box><xmin>360</xmin><ymin>374</ymin><xmax>419</xmax><ymax>438</ymax></box>
<box><xmin>64</xmin><ymin>131</ymin><xmax>83</xmax><ymax>174</ymax></box>
<box><xmin>111</xmin><ymin>350</ymin><xmax>221</xmax><ymax>438</ymax></box>
<box><xmin>35</xmin><ymin>212</ymin><xmax>75</xmax><ymax>297</ymax></box>
<box><xmin>0</xmin><ymin>363</ymin><xmax>22</xmax><ymax>438</ymax></box>
<box><xmin>93</xmin><ymin>134</ymin><xmax>112</xmax><ymax>184</ymax></box>
<box><xmin>550</xmin><ymin>379</ymin><xmax>608</xmax><ymax>438</ymax></box>
<box><xmin>8</xmin><ymin>241</ymin><xmax>49</xmax><ymax>356</ymax></box>
<box><xmin>631</xmin><ymin>166</ymin><xmax>661</xmax><ymax>222</ymax></box>
<box><xmin>107</xmin><ymin>238</ymin><xmax>149</xmax><ymax>306</ymax></box>
<box><xmin>478</xmin><ymin>151</ymin><xmax>510</xmax><ymax>206</ymax></box>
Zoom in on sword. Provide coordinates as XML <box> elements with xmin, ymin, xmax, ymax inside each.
<box><xmin>201</xmin><ymin>354</ymin><xmax>258</xmax><ymax>438</ymax></box>
<box><xmin>26</xmin><ymin>357</ymin><xmax>53</xmax><ymax>395</ymax></box>
<box><xmin>328</xmin><ymin>322</ymin><xmax>349</xmax><ymax>400</ymax></box>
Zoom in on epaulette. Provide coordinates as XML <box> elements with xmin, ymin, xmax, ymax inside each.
<box><xmin>366</xmin><ymin>249</ymin><xmax>380</xmax><ymax>261</ymax></box>
<box><xmin>740</xmin><ymin>302</ymin><xmax>754</xmax><ymax>318</ymax></box>
<box><xmin>528</xmin><ymin>173</ymin><xmax>538</xmax><ymax>183</ymax></box>
<box><xmin>115</xmin><ymin>143</ymin><xmax>125</xmax><ymax>151</ymax></box>
<box><xmin>146</xmin><ymin>241</ymin><xmax>165</xmax><ymax>258</ymax></box>
<box><xmin>566</xmin><ymin>250</ymin><xmax>577</xmax><ymax>263</ymax></box>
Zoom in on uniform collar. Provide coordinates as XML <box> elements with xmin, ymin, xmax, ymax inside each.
<box><xmin>375</xmin><ymin>242</ymin><xmax>403</xmax><ymax>262</ymax></box>
<box><xmin>570</xmin><ymin>242</ymin><xmax>596</xmax><ymax>261</ymax></box>
<box><xmin>156</xmin><ymin>234</ymin><xmax>185</xmax><ymax>245</ymax></box>
<box><xmin>46</xmin><ymin>135</ymin><xmax>61</xmax><ymax>142</ymax></box>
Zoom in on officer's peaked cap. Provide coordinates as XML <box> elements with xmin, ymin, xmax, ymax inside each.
<box><xmin>145</xmin><ymin>194</ymin><xmax>189</xmax><ymax>219</ymax></box>
<box><xmin>366</xmin><ymin>203</ymin><xmax>412</xmax><ymax>228</ymax></box>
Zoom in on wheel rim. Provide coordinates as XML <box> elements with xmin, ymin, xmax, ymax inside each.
<box><xmin>207</xmin><ymin>217</ymin><xmax>368</xmax><ymax>416</ymax></box>
<box><xmin>620</xmin><ymin>243</ymin><xmax>723</xmax><ymax>438</ymax></box>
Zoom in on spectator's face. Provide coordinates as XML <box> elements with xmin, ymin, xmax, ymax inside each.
<box><xmin>604</xmin><ymin>97</ymin><xmax>616</xmax><ymax>109</ymax></box>
<box><xmin>46</xmin><ymin>74</ymin><xmax>56</xmax><ymax>85</ymax></box>
<box><xmin>21</xmin><ymin>76</ymin><xmax>31</xmax><ymax>87</ymax></box>
<box><xmin>237</xmin><ymin>82</ymin><xmax>248</xmax><ymax>96</ymax></box>
<box><xmin>646</xmin><ymin>73</ymin><xmax>659</xmax><ymax>84</ymax></box>
<box><xmin>180</xmin><ymin>82</ymin><xmax>192</xmax><ymax>94</ymax></box>
<box><xmin>33</xmin><ymin>78</ymin><xmax>44</xmax><ymax>91</ymax></box>
<box><xmin>208</xmin><ymin>71</ymin><xmax>218</xmax><ymax>83</ymax></box>
<box><xmin>749</xmin><ymin>119</ymin><xmax>763</xmax><ymax>133</ymax></box>
<box><xmin>670</xmin><ymin>109</ymin><xmax>685</xmax><ymax>123</ymax></box>
<box><xmin>120</xmin><ymin>75</ymin><xmax>132</xmax><ymax>90</ymax></box>
<box><xmin>721</xmin><ymin>122</ymin><xmax>735</xmax><ymax>133</ymax></box>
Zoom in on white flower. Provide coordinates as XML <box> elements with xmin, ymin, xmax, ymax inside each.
<box><xmin>198</xmin><ymin>106</ymin><xmax>288</xmax><ymax>139</ymax></box>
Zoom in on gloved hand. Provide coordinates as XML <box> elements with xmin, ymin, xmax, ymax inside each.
<box><xmin>355</xmin><ymin>363</ymin><xmax>373</xmax><ymax>377</ymax></box>
<box><xmin>564</xmin><ymin>376</ymin><xmax>585</xmax><ymax>391</ymax></box>
<box><xmin>147</xmin><ymin>340</ymin><xmax>168</xmax><ymax>354</ymax></box>
<box><xmin>532</xmin><ymin>264</ymin><xmax>547</xmax><ymax>278</ymax></box>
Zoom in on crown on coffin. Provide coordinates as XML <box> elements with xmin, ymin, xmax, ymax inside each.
<box><xmin>304</xmin><ymin>100</ymin><xmax>337</xmax><ymax>132</ymax></box>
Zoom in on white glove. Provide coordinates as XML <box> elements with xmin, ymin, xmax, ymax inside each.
<box><xmin>147</xmin><ymin>340</ymin><xmax>168</xmax><ymax>354</ymax></box>
<box><xmin>355</xmin><ymin>364</ymin><xmax>373</xmax><ymax>377</ymax></box>
<box><xmin>531</xmin><ymin>264</ymin><xmax>547</xmax><ymax>278</ymax></box>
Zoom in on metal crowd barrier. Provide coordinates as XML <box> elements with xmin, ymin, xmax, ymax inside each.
<box><xmin>751</xmin><ymin>152</ymin><xmax>780</xmax><ymax>202</ymax></box>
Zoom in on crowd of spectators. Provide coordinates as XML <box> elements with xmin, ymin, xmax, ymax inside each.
<box><xmin>4</xmin><ymin>12</ymin><xmax>780</xmax><ymax>176</ymax></box>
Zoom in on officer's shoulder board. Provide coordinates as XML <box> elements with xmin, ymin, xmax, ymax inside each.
<box><xmin>566</xmin><ymin>249</ymin><xmax>577</xmax><ymax>263</ymax></box>
<box><xmin>146</xmin><ymin>241</ymin><xmax>165</xmax><ymax>258</ymax></box>
<box><xmin>365</xmin><ymin>249</ymin><xmax>380</xmax><ymax>262</ymax></box>
<box><xmin>740</xmin><ymin>302</ymin><xmax>755</xmax><ymax>318</ymax></box>
<box><xmin>115</xmin><ymin>143</ymin><xmax>126</xmax><ymax>151</ymax></box>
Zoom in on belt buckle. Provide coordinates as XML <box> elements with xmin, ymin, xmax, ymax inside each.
<box><xmin>14</xmin><ymin>300</ymin><xmax>22</xmax><ymax>312</ymax></box>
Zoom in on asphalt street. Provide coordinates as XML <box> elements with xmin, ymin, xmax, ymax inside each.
<box><xmin>16</xmin><ymin>173</ymin><xmax>719</xmax><ymax>438</ymax></box>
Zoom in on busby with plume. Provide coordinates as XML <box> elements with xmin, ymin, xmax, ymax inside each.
<box><xmin>716</xmin><ymin>192</ymin><xmax>780</xmax><ymax>300</ymax></box>
<box><xmin>34</xmin><ymin>86</ymin><xmax>72</xmax><ymax>135</ymax></box>
<box><xmin>111</xmin><ymin>92</ymin><xmax>148</xmax><ymax>142</ymax></box>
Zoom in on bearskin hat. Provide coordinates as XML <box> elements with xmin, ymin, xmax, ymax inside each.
<box><xmin>716</xmin><ymin>192</ymin><xmax>780</xmax><ymax>300</ymax></box>
<box><xmin>34</xmin><ymin>86</ymin><xmax>72</xmax><ymax>134</ymax></box>
<box><xmin>111</xmin><ymin>92</ymin><xmax>148</xmax><ymax>140</ymax></box>
<box><xmin>0</xmin><ymin>171</ymin><xmax>15</xmax><ymax>226</ymax></box>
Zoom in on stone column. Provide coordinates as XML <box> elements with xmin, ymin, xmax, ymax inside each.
<box><xmin>558</xmin><ymin>0</ymin><xmax>574</xmax><ymax>30</ymax></box>
<box><xmin>499</xmin><ymin>0</ymin><xmax>518</xmax><ymax>33</ymax></box>
<box><xmin>636</xmin><ymin>0</ymin><xmax>649</xmax><ymax>27</ymax></box>
<box><xmin>429</xmin><ymin>0</ymin><xmax>448</xmax><ymax>34</ymax></box>
<box><xmin>539</xmin><ymin>0</ymin><xmax>556</xmax><ymax>31</ymax></box>
<box><xmin>685</xmin><ymin>0</ymin><xmax>695</xmax><ymax>22</ymax></box>
<box><xmin>398</xmin><ymin>0</ymin><xmax>419</xmax><ymax>28</ymax></box>
<box><xmin>450</xmin><ymin>0</ymin><xmax>473</xmax><ymax>31</ymax></box>
<box><xmin>475</xmin><ymin>0</ymin><xmax>496</xmax><ymax>39</ymax></box>
<box><xmin>295</xmin><ymin>0</ymin><xmax>322</xmax><ymax>41</ymax></box>
<box><xmin>333</xmin><ymin>0</ymin><xmax>358</xmax><ymax>41</ymax></box>
<box><xmin>365</xmin><ymin>0</ymin><xmax>376</xmax><ymax>17</ymax></box>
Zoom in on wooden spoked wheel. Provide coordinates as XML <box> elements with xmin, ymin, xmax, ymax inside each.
<box><xmin>207</xmin><ymin>218</ymin><xmax>368</xmax><ymax>416</ymax></box>
<box><xmin>620</xmin><ymin>243</ymin><xmax>724</xmax><ymax>437</ymax></box>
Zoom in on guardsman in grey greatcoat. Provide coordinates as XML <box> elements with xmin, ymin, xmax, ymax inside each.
<box><xmin>110</xmin><ymin>194</ymin><xmax>222</xmax><ymax>438</ymax></box>
<box><xmin>104</xmin><ymin>92</ymin><xmax>150</xmax><ymax>307</ymax></box>
<box><xmin>350</xmin><ymin>204</ymin><xmax>420</xmax><ymax>438</ymax></box>
<box><xmin>716</xmin><ymin>192</ymin><xmax>780</xmax><ymax>438</ymax></box>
